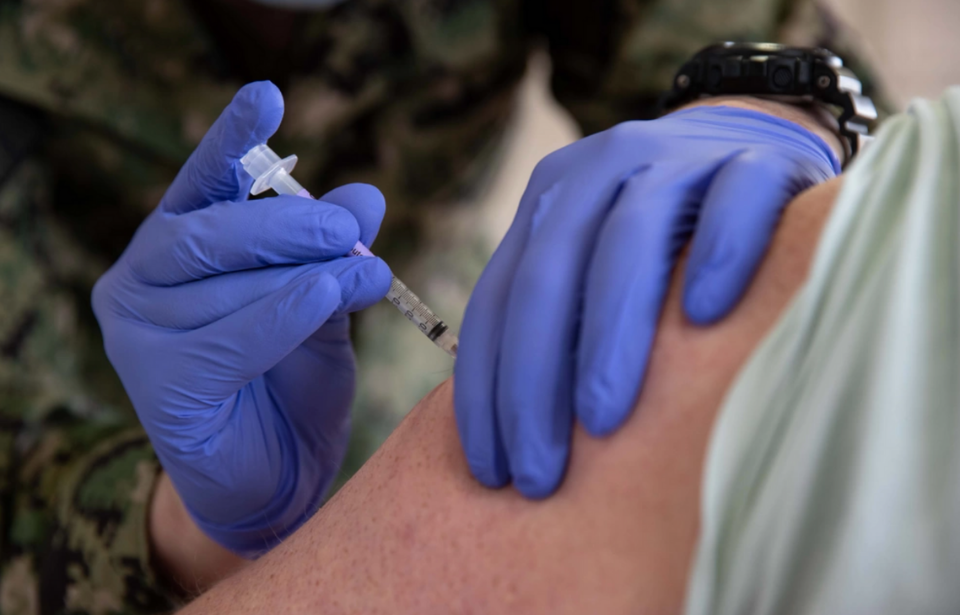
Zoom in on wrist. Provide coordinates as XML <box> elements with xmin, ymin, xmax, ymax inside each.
<box><xmin>149</xmin><ymin>472</ymin><xmax>250</xmax><ymax>598</ymax></box>
<box><xmin>677</xmin><ymin>95</ymin><xmax>845</xmax><ymax>164</ymax></box>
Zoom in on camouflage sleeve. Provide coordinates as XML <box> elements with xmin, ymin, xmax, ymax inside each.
<box><xmin>534</xmin><ymin>0</ymin><xmax>895</xmax><ymax>136</ymax></box>
<box><xmin>0</xmin><ymin>155</ymin><xmax>174</xmax><ymax>614</ymax></box>
<box><xmin>1</xmin><ymin>425</ymin><xmax>173</xmax><ymax>615</ymax></box>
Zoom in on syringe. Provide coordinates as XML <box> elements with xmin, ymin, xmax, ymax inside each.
<box><xmin>240</xmin><ymin>144</ymin><xmax>458</xmax><ymax>358</ymax></box>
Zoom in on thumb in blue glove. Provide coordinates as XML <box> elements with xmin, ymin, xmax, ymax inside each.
<box><xmin>93</xmin><ymin>81</ymin><xmax>392</xmax><ymax>557</ymax></box>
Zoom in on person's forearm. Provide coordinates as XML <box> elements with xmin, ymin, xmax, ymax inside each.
<box><xmin>150</xmin><ymin>472</ymin><xmax>250</xmax><ymax>597</ymax></box>
<box><xmin>679</xmin><ymin>95</ymin><xmax>846</xmax><ymax>163</ymax></box>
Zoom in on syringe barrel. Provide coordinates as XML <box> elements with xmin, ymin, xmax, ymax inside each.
<box><xmin>385</xmin><ymin>276</ymin><xmax>449</xmax><ymax>341</ymax></box>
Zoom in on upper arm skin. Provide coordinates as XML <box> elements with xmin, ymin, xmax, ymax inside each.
<box><xmin>183</xmin><ymin>179</ymin><xmax>842</xmax><ymax>615</ymax></box>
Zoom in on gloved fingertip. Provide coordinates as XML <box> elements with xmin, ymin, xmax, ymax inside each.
<box><xmin>683</xmin><ymin>274</ymin><xmax>735</xmax><ymax>325</ymax></box>
<box><xmin>510</xmin><ymin>443</ymin><xmax>567</xmax><ymax>499</ymax></box>
<box><xmin>514</xmin><ymin>466</ymin><xmax>564</xmax><ymax>500</ymax></box>
<box><xmin>317</xmin><ymin>183</ymin><xmax>388</xmax><ymax>247</ymax></box>
<box><xmin>460</xmin><ymin>433</ymin><xmax>512</xmax><ymax>489</ymax></box>
<box><xmin>577</xmin><ymin>396</ymin><xmax>633</xmax><ymax>438</ymax></box>
<box><xmin>320</xmin><ymin>183</ymin><xmax>385</xmax><ymax>214</ymax></box>
<box><xmin>335</xmin><ymin>257</ymin><xmax>392</xmax><ymax>313</ymax></box>
<box><xmin>468</xmin><ymin>457</ymin><xmax>512</xmax><ymax>490</ymax></box>
<box><xmin>234</xmin><ymin>80</ymin><xmax>282</xmax><ymax>106</ymax></box>
<box><xmin>682</xmin><ymin>235</ymin><xmax>744</xmax><ymax>325</ymax></box>
<box><xmin>320</xmin><ymin>206</ymin><xmax>362</xmax><ymax>253</ymax></box>
<box><xmin>231</xmin><ymin>81</ymin><xmax>285</xmax><ymax>147</ymax></box>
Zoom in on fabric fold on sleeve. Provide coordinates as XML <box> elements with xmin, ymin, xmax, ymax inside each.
<box><xmin>685</xmin><ymin>86</ymin><xmax>960</xmax><ymax>615</ymax></box>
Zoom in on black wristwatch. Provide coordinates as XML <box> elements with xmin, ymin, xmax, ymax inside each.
<box><xmin>660</xmin><ymin>42</ymin><xmax>878</xmax><ymax>163</ymax></box>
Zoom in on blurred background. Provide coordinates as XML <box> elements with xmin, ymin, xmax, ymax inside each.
<box><xmin>350</xmin><ymin>0</ymin><xmax>960</xmax><ymax>467</ymax></box>
<box><xmin>825</xmin><ymin>0</ymin><xmax>960</xmax><ymax>108</ymax></box>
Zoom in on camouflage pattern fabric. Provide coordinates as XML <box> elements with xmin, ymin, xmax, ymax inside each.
<box><xmin>0</xmin><ymin>156</ymin><xmax>174</xmax><ymax>612</ymax></box>
<box><xmin>0</xmin><ymin>0</ymin><xmax>891</xmax><ymax>612</ymax></box>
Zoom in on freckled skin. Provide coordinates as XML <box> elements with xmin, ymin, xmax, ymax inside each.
<box><xmin>180</xmin><ymin>178</ymin><xmax>842</xmax><ymax>615</ymax></box>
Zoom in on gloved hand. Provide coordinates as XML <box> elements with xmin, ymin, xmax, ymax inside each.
<box><xmin>92</xmin><ymin>82</ymin><xmax>392</xmax><ymax>557</ymax></box>
<box><xmin>455</xmin><ymin>104</ymin><xmax>841</xmax><ymax>498</ymax></box>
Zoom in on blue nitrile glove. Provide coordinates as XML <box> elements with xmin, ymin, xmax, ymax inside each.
<box><xmin>455</xmin><ymin>105</ymin><xmax>841</xmax><ymax>498</ymax></box>
<box><xmin>92</xmin><ymin>82</ymin><xmax>392</xmax><ymax>557</ymax></box>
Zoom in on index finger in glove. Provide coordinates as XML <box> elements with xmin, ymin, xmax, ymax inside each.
<box><xmin>113</xmin><ymin>256</ymin><xmax>390</xmax><ymax>330</ymax></box>
<box><xmin>130</xmin><ymin>195</ymin><xmax>361</xmax><ymax>286</ymax></box>
<box><xmin>161</xmin><ymin>81</ymin><xmax>284</xmax><ymax>214</ymax></box>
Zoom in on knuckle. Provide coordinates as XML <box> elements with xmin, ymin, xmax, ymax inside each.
<box><xmin>167</xmin><ymin>216</ymin><xmax>214</xmax><ymax>282</ymax></box>
<box><xmin>126</xmin><ymin>250</ymin><xmax>152</xmax><ymax>283</ymax></box>
<box><xmin>531</xmin><ymin>148</ymin><xmax>561</xmax><ymax>180</ymax></box>
<box><xmin>604</xmin><ymin>120</ymin><xmax>646</xmax><ymax>148</ymax></box>
<box><xmin>735</xmin><ymin>148</ymin><xmax>787</xmax><ymax>172</ymax></box>
<box><xmin>127</xmin><ymin>214</ymin><xmax>178</xmax><ymax>282</ymax></box>
<box><xmin>730</xmin><ymin>150</ymin><xmax>807</xmax><ymax>191</ymax></box>
<box><xmin>90</xmin><ymin>273</ymin><xmax>112</xmax><ymax>319</ymax></box>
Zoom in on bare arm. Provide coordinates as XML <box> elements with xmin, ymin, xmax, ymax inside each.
<box><xmin>146</xmin><ymin>97</ymin><xmax>841</xmax><ymax>600</ymax></box>
<box><xmin>150</xmin><ymin>473</ymin><xmax>249</xmax><ymax>598</ymax></box>
<box><xmin>176</xmin><ymin>176</ymin><xmax>842</xmax><ymax>614</ymax></box>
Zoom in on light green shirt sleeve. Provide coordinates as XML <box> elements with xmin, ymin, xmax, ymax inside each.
<box><xmin>685</xmin><ymin>86</ymin><xmax>960</xmax><ymax>615</ymax></box>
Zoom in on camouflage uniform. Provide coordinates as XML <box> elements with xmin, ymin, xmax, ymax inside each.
<box><xmin>0</xmin><ymin>0</ymin><xmax>889</xmax><ymax>612</ymax></box>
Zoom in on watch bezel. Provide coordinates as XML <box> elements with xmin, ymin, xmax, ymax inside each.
<box><xmin>660</xmin><ymin>42</ymin><xmax>877</xmax><ymax>162</ymax></box>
